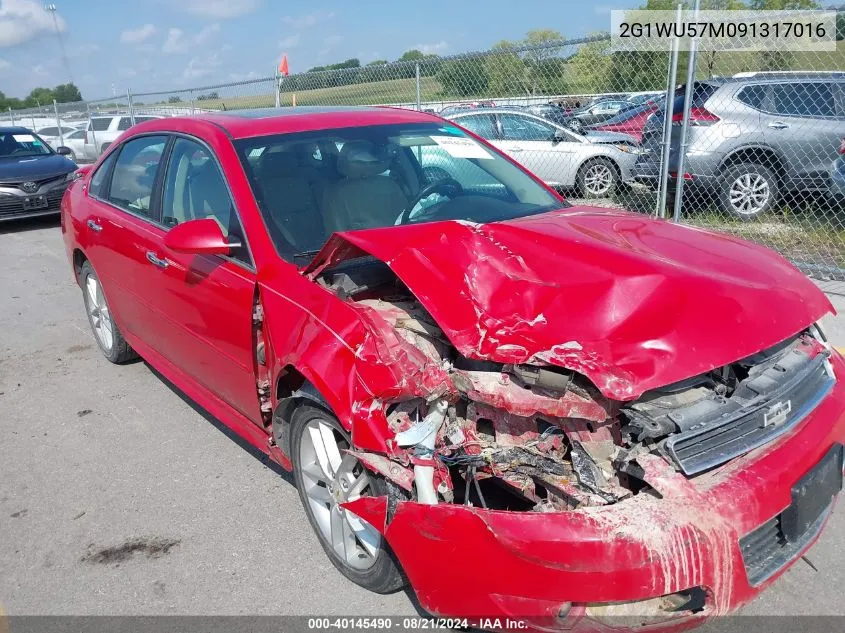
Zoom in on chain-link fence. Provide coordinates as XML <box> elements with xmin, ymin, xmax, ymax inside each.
<box><xmin>5</xmin><ymin>31</ymin><xmax>843</xmax><ymax>278</ymax></box>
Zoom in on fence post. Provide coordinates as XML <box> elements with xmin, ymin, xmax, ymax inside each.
<box><xmin>672</xmin><ymin>0</ymin><xmax>701</xmax><ymax>223</ymax></box>
<box><xmin>8</xmin><ymin>107</ymin><xmax>14</xmax><ymax>125</ymax></box>
<box><xmin>415</xmin><ymin>62</ymin><xmax>421</xmax><ymax>111</ymax></box>
<box><xmin>53</xmin><ymin>99</ymin><xmax>64</xmax><ymax>148</ymax></box>
<box><xmin>86</xmin><ymin>102</ymin><xmax>98</xmax><ymax>157</ymax></box>
<box><xmin>31</xmin><ymin>114</ymin><xmax>37</xmax><ymax>130</ymax></box>
<box><xmin>189</xmin><ymin>90</ymin><xmax>195</xmax><ymax>114</ymax></box>
<box><xmin>275</xmin><ymin>69</ymin><xmax>281</xmax><ymax>108</ymax></box>
<box><xmin>127</xmin><ymin>88</ymin><xmax>136</xmax><ymax>126</ymax></box>
<box><xmin>656</xmin><ymin>3</ymin><xmax>683</xmax><ymax>218</ymax></box>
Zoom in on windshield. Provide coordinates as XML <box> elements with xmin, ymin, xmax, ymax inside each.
<box><xmin>235</xmin><ymin>121</ymin><xmax>564</xmax><ymax>262</ymax></box>
<box><xmin>0</xmin><ymin>132</ymin><xmax>52</xmax><ymax>158</ymax></box>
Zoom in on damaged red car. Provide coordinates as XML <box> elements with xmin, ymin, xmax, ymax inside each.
<box><xmin>61</xmin><ymin>107</ymin><xmax>845</xmax><ymax>631</ymax></box>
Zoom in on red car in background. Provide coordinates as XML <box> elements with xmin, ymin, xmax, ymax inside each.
<box><xmin>61</xmin><ymin>107</ymin><xmax>845</xmax><ymax>631</ymax></box>
<box><xmin>586</xmin><ymin>102</ymin><xmax>659</xmax><ymax>142</ymax></box>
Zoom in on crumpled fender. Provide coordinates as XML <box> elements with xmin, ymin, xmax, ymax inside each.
<box><xmin>305</xmin><ymin>209</ymin><xmax>832</xmax><ymax>401</ymax></box>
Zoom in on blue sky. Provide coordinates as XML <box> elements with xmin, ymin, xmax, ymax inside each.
<box><xmin>0</xmin><ymin>0</ymin><xmax>641</xmax><ymax>100</ymax></box>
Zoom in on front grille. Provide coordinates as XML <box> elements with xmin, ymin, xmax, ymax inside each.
<box><xmin>740</xmin><ymin>501</ymin><xmax>832</xmax><ymax>586</ymax></box>
<box><xmin>0</xmin><ymin>183</ymin><xmax>67</xmax><ymax>218</ymax></box>
<box><xmin>665</xmin><ymin>354</ymin><xmax>834</xmax><ymax>476</ymax></box>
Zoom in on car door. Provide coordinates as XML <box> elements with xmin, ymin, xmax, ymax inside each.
<box><xmin>80</xmin><ymin>135</ymin><xmax>170</xmax><ymax>350</ymax></box>
<box><xmin>148</xmin><ymin>136</ymin><xmax>261</xmax><ymax>424</ymax></box>
<box><xmin>497</xmin><ymin>112</ymin><xmax>577</xmax><ymax>186</ymax></box>
<box><xmin>763</xmin><ymin>81</ymin><xmax>845</xmax><ymax>190</ymax></box>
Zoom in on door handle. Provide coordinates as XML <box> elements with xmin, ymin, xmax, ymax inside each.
<box><xmin>768</xmin><ymin>121</ymin><xmax>789</xmax><ymax>130</ymax></box>
<box><xmin>87</xmin><ymin>219</ymin><xmax>102</xmax><ymax>232</ymax></box>
<box><xmin>145</xmin><ymin>251</ymin><xmax>169</xmax><ymax>269</ymax></box>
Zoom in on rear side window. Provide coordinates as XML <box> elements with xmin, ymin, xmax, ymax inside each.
<box><xmin>135</xmin><ymin>116</ymin><xmax>159</xmax><ymax>124</ymax></box>
<box><xmin>89</xmin><ymin>118</ymin><xmax>112</xmax><ymax>132</ymax></box>
<box><xmin>117</xmin><ymin>117</ymin><xmax>134</xmax><ymax>131</ymax></box>
<box><xmin>89</xmin><ymin>152</ymin><xmax>118</xmax><ymax>199</ymax></box>
<box><xmin>38</xmin><ymin>127</ymin><xmax>60</xmax><ymax>136</ymax></box>
<box><xmin>107</xmin><ymin>135</ymin><xmax>167</xmax><ymax>218</ymax></box>
<box><xmin>737</xmin><ymin>85</ymin><xmax>767</xmax><ymax>109</ymax></box>
<box><xmin>772</xmin><ymin>82</ymin><xmax>835</xmax><ymax>117</ymax></box>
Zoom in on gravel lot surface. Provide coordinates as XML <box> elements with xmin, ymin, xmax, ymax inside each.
<box><xmin>1</xmin><ymin>216</ymin><xmax>843</xmax><ymax>619</ymax></box>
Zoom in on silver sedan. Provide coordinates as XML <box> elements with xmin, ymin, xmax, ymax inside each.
<box><xmin>444</xmin><ymin>109</ymin><xmax>642</xmax><ymax>197</ymax></box>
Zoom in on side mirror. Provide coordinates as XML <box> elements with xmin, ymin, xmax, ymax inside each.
<box><xmin>551</xmin><ymin>129</ymin><xmax>567</xmax><ymax>143</ymax></box>
<box><xmin>56</xmin><ymin>146</ymin><xmax>72</xmax><ymax>156</ymax></box>
<box><xmin>164</xmin><ymin>218</ymin><xmax>239</xmax><ymax>255</ymax></box>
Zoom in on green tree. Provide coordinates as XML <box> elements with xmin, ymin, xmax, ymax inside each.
<box><xmin>485</xmin><ymin>40</ymin><xmax>530</xmax><ymax>97</ymax></box>
<box><xmin>168</xmin><ymin>95</ymin><xmax>182</xmax><ymax>103</ymax></box>
<box><xmin>567</xmin><ymin>35</ymin><xmax>613</xmax><ymax>94</ymax></box>
<box><xmin>398</xmin><ymin>49</ymin><xmax>426</xmax><ymax>62</ymax></box>
<box><xmin>437</xmin><ymin>56</ymin><xmax>488</xmax><ymax>97</ymax></box>
<box><xmin>53</xmin><ymin>83</ymin><xmax>82</xmax><ymax>103</ymax></box>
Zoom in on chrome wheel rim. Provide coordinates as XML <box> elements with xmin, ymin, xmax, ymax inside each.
<box><xmin>584</xmin><ymin>163</ymin><xmax>613</xmax><ymax>195</ymax></box>
<box><xmin>85</xmin><ymin>275</ymin><xmax>113</xmax><ymax>351</ymax></box>
<box><xmin>729</xmin><ymin>173</ymin><xmax>770</xmax><ymax>216</ymax></box>
<box><xmin>299</xmin><ymin>418</ymin><xmax>380</xmax><ymax>570</ymax></box>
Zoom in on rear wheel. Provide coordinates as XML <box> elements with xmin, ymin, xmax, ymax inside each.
<box><xmin>719</xmin><ymin>163</ymin><xmax>778</xmax><ymax>221</ymax></box>
<box><xmin>291</xmin><ymin>405</ymin><xmax>405</xmax><ymax>593</ymax></box>
<box><xmin>577</xmin><ymin>158</ymin><xmax>618</xmax><ymax>198</ymax></box>
<box><xmin>79</xmin><ymin>261</ymin><xmax>137</xmax><ymax>364</ymax></box>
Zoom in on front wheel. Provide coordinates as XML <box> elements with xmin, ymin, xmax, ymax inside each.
<box><xmin>577</xmin><ymin>158</ymin><xmax>618</xmax><ymax>198</ymax></box>
<box><xmin>291</xmin><ymin>404</ymin><xmax>405</xmax><ymax>593</ymax></box>
<box><xmin>79</xmin><ymin>261</ymin><xmax>137</xmax><ymax>364</ymax></box>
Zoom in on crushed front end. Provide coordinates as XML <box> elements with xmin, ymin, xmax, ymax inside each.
<box><xmin>307</xmin><ymin>255</ymin><xmax>845</xmax><ymax>631</ymax></box>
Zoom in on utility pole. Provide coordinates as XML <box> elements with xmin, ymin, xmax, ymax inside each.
<box><xmin>44</xmin><ymin>4</ymin><xmax>74</xmax><ymax>85</ymax></box>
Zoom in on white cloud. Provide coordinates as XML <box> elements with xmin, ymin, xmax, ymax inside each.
<box><xmin>118</xmin><ymin>67</ymin><xmax>138</xmax><ymax>78</ymax></box>
<box><xmin>318</xmin><ymin>34</ymin><xmax>343</xmax><ymax>58</ymax></box>
<box><xmin>0</xmin><ymin>0</ymin><xmax>66</xmax><ymax>48</ymax></box>
<box><xmin>120</xmin><ymin>24</ymin><xmax>157</xmax><ymax>44</ymax></box>
<box><xmin>0</xmin><ymin>58</ymin><xmax>12</xmax><ymax>72</ymax></box>
<box><xmin>163</xmin><ymin>23</ymin><xmax>220</xmax><ymax>54</ymax></box>
<box><xmin>415</xmin><ymin>41</ymin><xmax>448</xmax><ymax>55</ymax></box>
<box><xmin>183</xmin><ymin>52</ymin><xmax>222</xmax><ymax>79</ymax></box>
<box><xmin>282</xmin><ymin>10</ymin><xmax>335</xmax><ymax>30</ymax></box>
<box><xmin>279</xmin><ymin>34</ymin><xmax>300</xmax><ymax>49</ymax></box>
<box><xmin>180</xmin><ymin>0</ymin><xmax>261</xmax><ymax>18</ymax></box>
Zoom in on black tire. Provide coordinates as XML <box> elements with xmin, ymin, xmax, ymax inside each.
<box><xmin>718</xmin><ymin>162</ymin><xmax>779</xmax><ymax>221</ymax></box>
<box><xmin>577</xmin><ymin>157</ymin><xmax>618</xmax><ymax>198</ymax></box>
<box><xmin>290</xmin><ymin>404</ymin><xmax>405</xmax><ymax>594</ymax></box>
<box><xmin>79</xmin><ymin>260</ymin><xmax>138</xmax><ymax>364</ymax></box>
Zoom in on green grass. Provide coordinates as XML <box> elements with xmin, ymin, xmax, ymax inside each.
<box><xmin>190</xmin><ymin>76</ymin><xmax>443</xmax><ymax>111</ymax></box>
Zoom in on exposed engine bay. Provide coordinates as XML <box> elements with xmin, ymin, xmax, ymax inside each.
<box><xmin>318</xmin><ymin>258</ymin><xmax>836</xmax><ymax>512</ymax></box>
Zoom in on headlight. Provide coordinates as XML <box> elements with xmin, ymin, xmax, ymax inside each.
<box><xmin>65</xmin><ymin>171</ymin><xmax>80</xmax><ymax>183</ymax></box>
<box><xmin>613</xmin><ymin>143</ymin><xmax>643</xmax><ymax>154</ymax></box>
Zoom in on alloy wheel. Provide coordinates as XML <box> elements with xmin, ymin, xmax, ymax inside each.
<box><xmin>85</xmin><ymin>275</ymin><xmax>114</xmax><ymax>351</ymax></box>
<box><xmin>583</xmin><ymin>163</ymin><xmax>614</xmax><ymax>196</ymax></box>
<box><xmin>729</xmin><ymin>173</ymin><xmax>770</xmax><ymax>217</ymax></box>
<box><xmin>298</xmin><ymin>418</ymin><xmax>381</xmax><ymax>571</ymax></box>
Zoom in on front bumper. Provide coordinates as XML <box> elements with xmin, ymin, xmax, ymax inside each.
<box><xmin>346</xmin><ymin>353</ymin><xmax>845</xmax><ymax>631</ymax></box>
<box><xmin>0</xmin><ymin>179</ymin><xmax>70</xmax><ymax>221</ymax></box>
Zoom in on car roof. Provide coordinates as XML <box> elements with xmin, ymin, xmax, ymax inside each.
<box><xmin>0</xmin><ymin>126</ymin><xmax>34</xmax><ymax>134</ymax></box>
<box><xmin>178</xmin><ymin>106</ymin><xmax>440</xmax><ymax>140</ymax></box>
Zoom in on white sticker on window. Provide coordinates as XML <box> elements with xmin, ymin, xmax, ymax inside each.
<box><xmin>13</xmin><ymin>134</ymin><xmax>37</xmax><ymax>143</ymax></box>
<box><xmin>431</xmin><ymin>135</ymin><xmax>492</xmax><ymax>159</ymax></box>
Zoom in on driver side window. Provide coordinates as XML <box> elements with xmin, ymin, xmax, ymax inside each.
<box><xmin>498</xmin><ymin>114</ymin><xmax>555</xmax><ymax>142</ymax></box>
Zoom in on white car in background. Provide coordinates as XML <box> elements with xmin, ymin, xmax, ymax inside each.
<box><xmin>446</xmin><ymin>109</ymin><xmax>641</xmax><ymax>197</ymax></box>
<box><xmin>84</xmin><ymin>114</ymin><xmax>163</xmax><ymax>157</ymax></box>
<box><xmin>59</xmin><ymin>128</ymin><xmax>92</xmax><ymax>162</ymax></box>
<box><xmin>36</xmin><ymin>125</ymin><xmax>79</xmax><ymax>151</ymax></box>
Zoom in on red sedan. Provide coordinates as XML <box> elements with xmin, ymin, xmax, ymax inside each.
<box><xmin>61</xmin><ymin>107</ymin><xmax>844</xmax><ymax>631</ymax></box>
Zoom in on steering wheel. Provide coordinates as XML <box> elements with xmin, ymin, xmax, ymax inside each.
<box><xmin>398</xmin><ymin>177</ymin><xmax>463</xmax><ymax>224</ymax></box>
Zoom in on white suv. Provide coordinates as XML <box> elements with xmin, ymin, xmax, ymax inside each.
<box><xmin>84</xmin><ymin>115</ymin><xmax>163</xmax><ymax>157</ymax></box>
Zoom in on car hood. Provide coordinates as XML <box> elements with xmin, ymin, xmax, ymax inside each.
<box><xmin>304</xmin><ymin>208</ymin><xmax>832</xmax><ymax>401</ymax></box>
<box><xmin>0</xmin><ymin>153</ymin><xmax>76</xmax><ymax>183</ymax></box>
